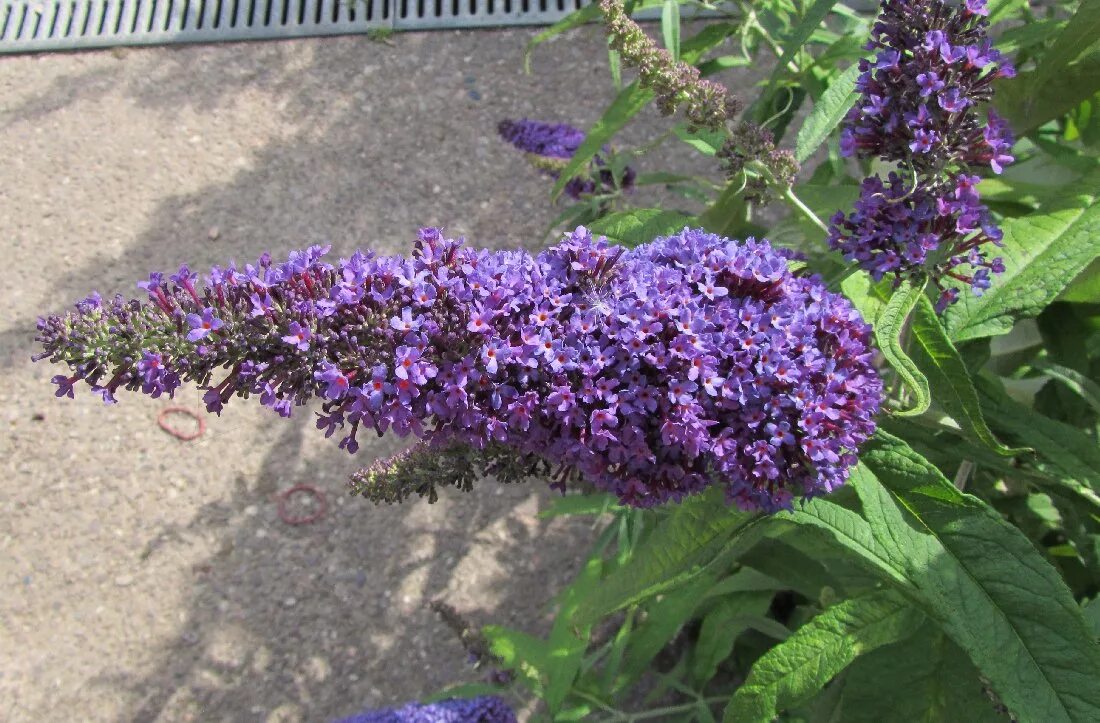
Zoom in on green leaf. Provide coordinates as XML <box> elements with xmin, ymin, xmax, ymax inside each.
<box><xmin>1085</xmin><ymin>598</ymin><xmax>1100</xmax><ymax>638</ymax></box>
<box><xmin>1032</xmin><ymin>0</ymin><xmax>1100</xmax><ymax>95</ymax></box>
<box><xmin>661</xmin><ymin>0</ymin><xmax>681</xmax><ymax>61</ymax></box>
<box><xmin>574</xmin><ymin>487</ymin><xmax>759</xmax><ymax>625</ymax></box>
<box><xmin>690</xmin><ymin>590</ymin><xmax>774</xmax><ymax>688</ymax></box>
<box><xmin>995</xmin><ymin>18</ymin><xmax>1066</xmax><ymax>56</ymax></box>
<box><xmin>673</xmin><ymin>123</ymin><xmax>727</xmax><ymax>156</ymax></box>
<box><xmin>1032</xmin><ymin>358</ymin><xmax>1100</xmax><ymax>415</ymax></box>
<box><xmin>484</xmin><ymin>627</ymin><xmax>551</xmax><ymax>694</ymax></box>
<box><xmin>699</xmin><ymin>180</ymin><xmax>752</xmax><ymax>237</ymax></box>
<box><xmin>697</xmin><ymin>54</ymin><xmax>753</xmax><ymax>76</ymax></box>
<box><xmin>755</xmin><ymin>0</ymin><xmax>844</xmax><ymax>123</ymax></box>
<box><xmin>795</xmin><ymin>63</ymin><xmax>861</xmax><ymax>164</ymax></box>
<box><xmin>523</xmin><ymin>2</ymin><xmax>604</xmax><ymax>74</ymax></box>
<box><xmin>859</xmin><ymin>432</ymin><xmax>1100</xmax><ymax>723</ymax></box>
<box><xmin>551</xmin><ymin>82</ymin><xmax>656</xmax><ymax>201</ymax></box>
<box><xmin>988</xmin><ymin>0</ymin><xmax>1027</xmax><ymax>25</ymax></box>
<box><xmin>544</xmin><ymin>557</ymin><xmax>602</xmax><ymax>712</ymax></box>
<box><xmin>782</xmin><ymin>494</ymin><xmax>914</xmax><ymax>589</ymax></box>
<box><xmin>722</xmin><ymin>589</ymin><xmax>922</xmax><ymax>722</ymax></box>
<box><xmin>996</xmin><ymin>51</ymin><xmax>1100</xmax><ymax>136</ymax></box>
<box><xmin>875</xmin><ymin>278</ymin><xmax>931</xmax><ymax>417</ymax></box>
<box><xmin>1060</xmin><ymin>258</ymin><xmax>1100</xmax><ymax>303</ymax></box>
<box><xmin>588</xmin><ymin>208</ymin><xmax>695</xmax><ymax>248</ymax></box>
<box><xmin>975</xmin><ymin>376</ymin><xmax>1100</xmax><ymax>511</ymax></box>
<box><xmin>838</xmin><ymin>621</ymin><xmax>1004</xmax><ymax>723</ymax></box>
<box><xmin>909</xmin><ymin>294</ymin><xmax>1024</xmax><ymax>455</ymax></box>
<box><xmin>943</xmin><ymin>174</ymin><xmax>1100</xmax><ymax>342</ymax></box>
<box><xmin>617</xmin><ymin>572</ymin><xmax>720</xmax><ymax>687</ymax></box>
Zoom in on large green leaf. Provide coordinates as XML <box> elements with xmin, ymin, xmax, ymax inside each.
<box><xmin>543</xmin><ymin>557</ymin><xmax>602</xmax><ymax>712</ymax></box>
<box><xmin>690</xmin><ymin>582</ymin><xmax>776</xmax><ymax>687</ymax></box>
<box><xmin>722</xmin><ymin>589</ymin><xmax>923</xmax><ymax>722</ymax></box>
<box><xmin>909</xmin><ymin>294</ymin><xmax>1024</xmax><ymax>455</ymax></box>
<box><xmin>858</xmin><ymin>433</ymin><xmax>1100</xmax><ymax>723</ymax></box>
<box><xmin>874</xmin><ymin>278</ymin><xmax>932</xmax><ymax>416</ymax></box>
<box><xmin>995</xmin><ymin>51</ymin><xmax>1100</xmax><ymax>138</ymax></box>
<box><xmin>588</xmin><ymin>208</ymin><xmax>695</xmax><ymax>248</ymax></box>
<box><xmin>794</xmin><ymin>63</ymin><xmax>861</xmax><ymax>164</ymax></box>
<box><xmin>943</xmin><ymin>174</ymin><xmax>1100</xmax><ymax>342</ymax></box>
<box><xmin>616</xmin><ymin>570</ymin><xmax>720</xmax><ymax>687</ymax></box>
<box><xmin>661</xmin><ymin>0</ymin><xmax>680</xmax><ymax>61</ymax></box>
<box><xmin>838</xmin><ymin>620</ymin><xmax>1005</xmax><ymax>722</ymax></box>
<box><xmin>574</xmin><ymin>487</ymin><xmax>759</xmax><ymax>625</ymax></box>
<box><xmin>1031</xmin><ymin>0</ymin><xmax>1100</xmax><ymax>95</ymax></box>
<box><xmin>483</xmin><ymin>627</ymin><xmax>550</xmax><ymax>695</ymax></box>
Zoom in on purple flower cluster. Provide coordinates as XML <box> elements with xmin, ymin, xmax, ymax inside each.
<box><xmin>828</xmin><ymin>173</ymin><xmax>1005</xmax><ymax>311</ymax></box>
<box><xmin>498</xmin><ymin>119</ymin><xmax>635</xmax><ymax>200</ymax></box>
<box><xmin>841</xmin><ymin>0</ymin><xmax>1015</xmax><ymax>174</ymax></box>
<box><xmin>336</xmin><ymin>695</ymin><xmax>516</xmax><ymax>723</ymax></box>
<box><xmin>35</xmin><ymin>227</ymin><xmax>881</xmax><ymax>511</ymax></box>
<box><xmin>830</xmin><ymin>0</ymin><xmax>1014</xmax><ymax>310</ymax></box>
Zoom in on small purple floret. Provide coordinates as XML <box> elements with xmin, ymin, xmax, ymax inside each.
<box><xmin>185</xmin><ymin>308</ymin><xmax>224</xmax><ymax>342</ymax></box>
<box><xmin>336</xmin><ymin>695</ymin><xmax>517</xmax><ymax>723</ymax></box>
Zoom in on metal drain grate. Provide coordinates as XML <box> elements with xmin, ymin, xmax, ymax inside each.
<box><xmin>0</xmin><ymin>0</ymin><xmax>596</xmax><ymax>52</ymax></box>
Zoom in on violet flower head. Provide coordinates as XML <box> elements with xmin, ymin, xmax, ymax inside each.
<box><xmin>842</xmin><ymin>0</ymin><xmax>1015</xmax><ymax>178</ymax></box>
<box><xmin>827</xmin><ymin>172</ymin><xmax>1005</xmax><ymax>311</ymax></box>
<box><xmin>34</xmin><ymin>227</ymin><xmax>881</xmax><ymax>512</ymax></box>
<box><xmin>336</xmin><ymin>695</ymin><xmax>516</xmax><ymax>723</ymax></box>
<box><xmin>497</xmin><ymin>118</ymin><xmax>585</xmax><ymax>159</ymax></box>
<box><xmin>498</xmin><ymin>118</ymin><xmax>635</xmax><ymax>200</ymax></box>
<box><xmin>830</xmin><ymin>0</ymin><xmax>1016</xmax><ymax>309</ymax></box>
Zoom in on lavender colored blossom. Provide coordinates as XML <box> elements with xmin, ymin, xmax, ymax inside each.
<box><xmin>34</xmin><ymin>227</ymin><xmax>881</xmax><ymax>511</ymax></box>
<box><xmin>830</xmin><ymin>0</ymin><xmax>1016</xmax><ymax>308</ymax></box>
<box><xmin>498</xmin><ymin>119</ymin><xmax>635</xmax><ymax>200</ymax></box>
<box><xmin>827</xmin><ymin>172</ymin><xmax>1005</xmax><ymax>311</ymax></box>
<box><xmin>841</xmin><ymin>0</ymin><xmax>1015</xmax><ymax>177</ymax></box>
<box><xmin>336</xmin><ymin>695</ymin><xmax>516</xmax><ymax>723</ymax></box>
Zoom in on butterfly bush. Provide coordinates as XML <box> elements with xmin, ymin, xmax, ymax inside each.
<box><xmin>497</xmin><ymin>118</ymin><xmax>635</xmax><ymax>200</ymax></box>
<box><xmin>829</xmin><ymin>0</ymin><xmax>1015</xmax><ymax>310</ymax></box>
<box><xmin>34</xmin><ymin>227</ymin><xmax>881</xmax><ymax>511</ymax></box>
<box><xmin>336</xmin><ymin>695</ymin><xmax>516</xmax><ymax>723</ymax></box>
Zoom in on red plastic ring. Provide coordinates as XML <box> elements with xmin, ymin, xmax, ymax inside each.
<box><xmin>277</xmin><ymin>484</ymin><xmax>328</xmax><ymax>525</ymax></box>
<box><xmin>157</xmin><ymin>406</ymin><xmax>206</xmax><ymax>441</ymax></box>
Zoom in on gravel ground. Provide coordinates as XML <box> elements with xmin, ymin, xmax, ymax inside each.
<box><xmin>0</xmin><ymin>25</ymin><xmax>726</xmax><ymax>722</ymax></box>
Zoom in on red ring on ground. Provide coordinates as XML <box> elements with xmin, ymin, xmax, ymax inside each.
<box><xmin>277</xmin><ymin>484</ymin><xmax>328</xmax><ymax>525</ymax></box>
<box><xmin>157</xmin><ymin>406</ymin><xmax>206</xmax><ymax>441</ymax></box>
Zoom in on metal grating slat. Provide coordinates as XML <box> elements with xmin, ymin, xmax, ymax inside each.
<box><xmin>0</xmin><ymin>0</ymin><xmax>675</xmax><ymax>52</ymax></box>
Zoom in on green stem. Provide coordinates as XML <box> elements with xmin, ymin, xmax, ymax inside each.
<box><xmin>783</xmin><ymin>187</ymin><xmax>829</xmax><ymax>234</ymax></box>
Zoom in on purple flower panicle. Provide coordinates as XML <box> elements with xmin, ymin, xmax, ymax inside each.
<box><xmin>827</xmin><ymin>172</ymin><xmax>1005</xmax><ymax>311</ymax></box>
<box><xmin>841</xmin><ymin>0</ymin><xmax>1015</xmax><ymax>177</ymax></box>
<box><xmin>34</xmin><ymin>227</ymin><xmax>881</xmax><ymax>511</ymax></box>
<box><xmin>336</xmin><ymin>695</ymin><xmax>516</xmax><ymax>723</ymax></box>
<box><xmin>830</xmin><ymin>0</ymin><xmax>1015</xmax><ymax>309</ymax></box>
<box><xmin>498</xmin><ymin>119</ymin><xmax>635</xmax><ymax>201</ymax></box>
